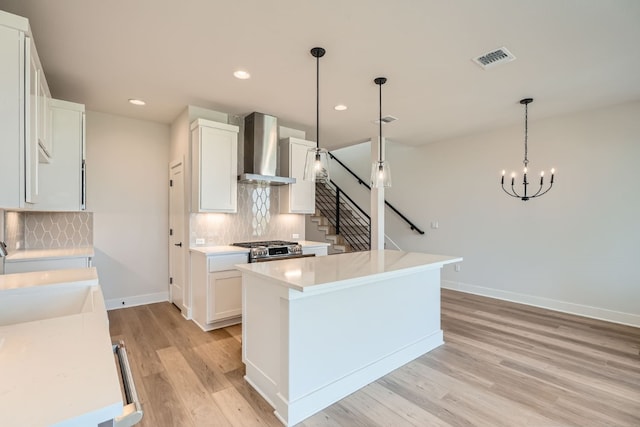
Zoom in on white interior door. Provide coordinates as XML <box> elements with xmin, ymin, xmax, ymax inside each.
<box><xmin>169</xmin><ymin>159</ymin><xmax>186</xmax><ymax>314</ymax></box>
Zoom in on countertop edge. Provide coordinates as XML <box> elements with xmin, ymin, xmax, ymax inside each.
<box><xmin>236</xmin><ymin>251</ymin><xmax>463</xmax><ymax>292</ymax></box>
<box><xmin>4</xmin><ymin>246</ymin><xmax>95</xmax><ymax>262</ymax></box>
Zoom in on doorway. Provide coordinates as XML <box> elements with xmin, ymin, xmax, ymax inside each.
<box><xmin>169</xmin><ymin>159</ymin><xmax>187</xmax><ymax>316</ymax></box>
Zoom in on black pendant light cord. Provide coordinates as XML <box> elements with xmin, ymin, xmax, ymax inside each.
<box><xmin>310</xmin><ymin>47</ymin><xmax>326</xmax><ymax>150</ymax></box>
<box><xmin>316</xmin><ymin>52</ymin><xmax>320</xmax><ymax>150</ymax></box>
<box><xmin>378</xmin><ymin>80</ymin><xmax>382</xmax><ymax>162</ymax></box>
<box><xmin>374</xmin><ymin>77</ymin><xmax>387</xmax><ymax>163</ymax></box>
<box><xmin>521</xmin><ymin>98</ymin><xmax>533</xmax><ymax>168</ymax></box>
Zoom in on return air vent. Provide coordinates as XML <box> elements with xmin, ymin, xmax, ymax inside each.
<box><xmin>473</xmin><ymin>47</ymin><xmax>516</xmax><ymax>69</ymax></box>
<box><xmin>373</xmin><ymin>115</ymin><xmax>398</xmax><ymax>124</ymax></box>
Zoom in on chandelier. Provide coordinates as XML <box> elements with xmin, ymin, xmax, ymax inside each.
<box><xmin>501</xmin><ymin>98</ymin><xmax>555</xmax><ymax>201</ymax></box>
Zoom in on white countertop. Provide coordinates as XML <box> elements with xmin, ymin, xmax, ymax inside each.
<box><xmin>189</xmin><ymin>245</ymin><xmax>250</xmax><ymax>255</ymax></box>
<box><xmin>0</xmin><ymin>267</ymin><xmax>99</xmax><ymax>291</ymax></box>
<box><xmin>0</xmin><ymin>268</ymin><xmax>123</xmax><ymax>426</ymax></box>
<box><xmin>4</xmin><ymin>246</ymin><xmax>95</xmax><ymax>262</ymax></box>
<box><xmin>296</xmin><ymin>240</ymin><xmax>330</xmax><ymax>248</ymax></box>
<box><xmin>236</xmin><ymin>250</ymin><xmax>462</xmax><ymax>292</ymax></box>
<box><xmin>189</xmin><ymin>241</ymin><xmax>330</xmax><ymax>255</ymax></box>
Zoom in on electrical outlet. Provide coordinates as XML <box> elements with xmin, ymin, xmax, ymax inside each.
<box><xmin>195</xmin><ymin>238</ymin><xmax>205</xmax><ymax>245</ymax></box>
<box><xmin>431</xmin><ymin>221</ymin><xmax>439</xmax><ymax>229</ymax></box>
<box><xmin>292</xmin><ymin>233</ymin><xmax>300</xmax><ymax>239</ymax></box>
<box><xmin>454</xmin><ymin>264</ymin><xmax>461</xmax><ymax>272</ymax></box>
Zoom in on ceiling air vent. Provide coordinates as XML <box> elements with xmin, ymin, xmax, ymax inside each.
<box><xmin>373</xmin><ymin>115</ymin><xmax>398</xmax><ymax>124</ymax></box>
<box><xmin>472</xmin><ymin>47</ymin><xmax>516</xmax><ymax>69</ymax></box>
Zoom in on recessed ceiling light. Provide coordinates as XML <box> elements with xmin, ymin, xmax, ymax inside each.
<box><xmin>334</xmin><ymin>104</ymin><xmax>347</xmax><ymax>111</ymax></box>
<box><xmin>233</xmin><ymin>70</ymin><xmax>251</xmax><ymax>80</ymax></box>
<box><xmin>128</xmin><ymin>98</ymin><xmax>146</xmax><ymax>106</ymax></box>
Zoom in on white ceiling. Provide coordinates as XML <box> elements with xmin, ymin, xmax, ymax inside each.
<box><xmin>1</xmin><ymin>0</ymin><xmax>640</xmax><ymax>149</ymax></box>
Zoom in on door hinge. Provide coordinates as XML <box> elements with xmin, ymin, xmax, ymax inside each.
<box><xmin>169</xmin><ymin>179</ymin><xmax>173</xmax><ymax>187</ymax></box>
<box><xmin>169</xmin><ymin>277</ymin><xmax>173</xmax><ymax>284</ymax></box>
<box><xmin>169</xmin><ymin>228</ymin><xmax>173</xmax><ymax>236</ymax></box>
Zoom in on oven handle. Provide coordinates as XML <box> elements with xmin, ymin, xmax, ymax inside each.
<box><xmin>112</xmin><ymin>341</ymin><xmax>144</xmax><ymax>427</ymax></box>
<box><xmin>253</xmin><ymin>253</ymin><xmax>316</xmax><ymax>263</ymax></box>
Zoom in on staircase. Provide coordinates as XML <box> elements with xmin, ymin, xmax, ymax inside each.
<box><xmin>311</xmin><ymin>182</ymin><xmax>371</xmax><ymax>253</ymax></box>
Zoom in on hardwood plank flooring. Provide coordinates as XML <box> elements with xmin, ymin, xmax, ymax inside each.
<box><xmin>107</xmin><ymin>290</ymin><xmax>640</xmax><ymax>426</ymax></box>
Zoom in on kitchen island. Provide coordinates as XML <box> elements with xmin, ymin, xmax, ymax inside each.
<box><xmin>236</xmin><ymin>250</ymin><xmax>462</xmax><ymax>426</ymax></box>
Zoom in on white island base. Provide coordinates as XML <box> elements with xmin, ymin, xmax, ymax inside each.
<box><xmin>237</xmin><ymin>250</ymin><xmax>461</xmax><ymax>426</ymax></box>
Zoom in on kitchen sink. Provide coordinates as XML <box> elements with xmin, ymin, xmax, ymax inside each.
<box><xmin>0</xmin><ymin>283</ymin><xmax>96</xmax><ymax>326</ymax></box>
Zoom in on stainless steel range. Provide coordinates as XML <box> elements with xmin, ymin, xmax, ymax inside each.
<box><xmin>232</xmin><ymin>240</ymin><xmax>313</xmax><ymax>263</ymax></box>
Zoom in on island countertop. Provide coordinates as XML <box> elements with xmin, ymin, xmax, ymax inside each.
<box><xmin>236</xmin><ymin>249</ymin><xmax>462</xmax><ymax>292</ymax></box>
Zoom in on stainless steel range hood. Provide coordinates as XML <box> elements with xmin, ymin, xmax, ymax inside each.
<box><xmin>238</xmin><ymin>112</ymin><xmax>296</xmax><ymax>186</ymax></box>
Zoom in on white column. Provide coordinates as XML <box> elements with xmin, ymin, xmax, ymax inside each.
<box><xmin>370</xmin><ymin>136</ymin><xmax>385</xmax><ymax>250</ymax></box>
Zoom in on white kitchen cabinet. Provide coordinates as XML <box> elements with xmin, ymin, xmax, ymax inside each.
<box><xmin>190</xmin><ymin>119</ymin><xmax>239</xmax><ymax>213</ymax></box>
<box><xmin>279</xmin><ymin>137</ymin><xmax>316</xmax><ymax>214</ymax></box>
<box><xmin>38</xmin><ymin>99</ymin><xmax>86</xmax><ymax>211</ymax></box>
<box><xmin>0</xmin><ymin>11</ymin><xmax>50</xmax><ymax>209</ymax></box>
<box><xmin>190</xmin><ymin>250</ymin><xmax>247</xmax><ymax>331</ymax></box>
<box><xmin>37</xmin><ymin>66</ymin><xmax>52</xmax><ymax>160</ymax></box>
<box><xmin>207</xmin><ymin>269</ymin><xmax>242</xmax><ymax>323</ymax></box>
<box><xmin>0</xmin><ymin>21</ymin><xmax>28</xmax><ymax>208</ymax></box>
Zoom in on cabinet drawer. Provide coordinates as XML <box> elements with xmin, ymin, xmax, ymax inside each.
<box><xmin>208</xmin><ymin>253</ymin><xmax>248</xmax><ymax>272</ymax></box>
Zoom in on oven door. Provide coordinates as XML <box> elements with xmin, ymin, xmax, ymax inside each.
<box><xmin>98</xmin><ymin>341</ymin><xmax>143</xmax><ymax>427</ymax></box>
<box><xmin>253</xmin><ymin>253</ymin><xmax>316</xmax><ymax>263</ymax></box>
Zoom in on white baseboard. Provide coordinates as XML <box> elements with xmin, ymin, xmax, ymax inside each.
<box><xmin>441</xmin><ymin>280</ymin><xmax>640</xmax><ymax>328</ymax></box>
<box><xmin>105</xmin><ymin>291</ymin><xmax>169</xmax><ymax>311</ymax></box>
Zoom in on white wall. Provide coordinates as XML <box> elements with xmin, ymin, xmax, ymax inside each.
<box><xmin>86</xmin><ymin>111</ymin><xmax>170</xmax><ymax>308</ymax></box>
<box><xmin>324</xmin><ymin>101</ymin><xmax>640</xmax><ymax>326</ymax></box>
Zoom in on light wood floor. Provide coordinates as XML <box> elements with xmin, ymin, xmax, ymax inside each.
<box><xmin>108</xmin><ymin>289</ymin><xmax>640</xmax><ymax>426</ymax></box>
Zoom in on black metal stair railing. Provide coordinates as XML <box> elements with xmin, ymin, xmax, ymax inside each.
<box><xmin>315</xmin><ymin>181</ymin><xmax>371</xmax><ymax>252</ymax></box>
<box><xmin>328</xmin><ymin>152</ymin><xmax>425</xmax><ymax>235</ymax></box>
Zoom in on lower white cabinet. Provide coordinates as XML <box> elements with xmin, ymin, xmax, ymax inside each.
<box><xmin>190</xmin><ymin>250</ymin><xmax>247</xmax><ymax>332</ymax></box>
<box><xmin>207</xmin><ymin>269</ymin><xmax>242</xmax><ymax>323</ymax></box>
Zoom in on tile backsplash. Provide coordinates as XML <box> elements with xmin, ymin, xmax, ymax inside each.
<box><xmin>4</xmin><ymin>211</ymin><xmax>93</xmax><ymax>250</ymax></box>
<box><xmin>190</xmin><ymin>183</ymin><xmax>305</xmax><ymax>245</ymax></box>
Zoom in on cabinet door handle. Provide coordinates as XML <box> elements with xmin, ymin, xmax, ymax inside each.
<box><xmin>174</xmin><ymin>242</ymin><xmax>182</xmax><ymax>247</ymax></box>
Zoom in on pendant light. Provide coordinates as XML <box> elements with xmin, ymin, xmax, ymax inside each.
<box><xmin>371</xmin><ymin>77</ymin><xmax>391</xmax><ymax>188</ymax></box>
<box><xmin>303</xmin><ymin>47</ymin><xmax>330</xmax><ymax>183</ymax></box>
<box><xmin>501</xmin><ymin>98</ymin><xmax>555</xmax><ymax>201</ymax></box>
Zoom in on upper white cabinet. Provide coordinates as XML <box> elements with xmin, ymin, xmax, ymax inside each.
<box><xmin>0</xmin><ymin>10</ymin><xmax>51</xmax><ymax>209</ymax></box>
<box><xmin>38</xmin><ymin>99</ymin><xmax>86</xmax><ymax>211</ymax></box>
<box><xmin>279</xmin><ymin>137</ymin><xmax>316</xmax><ymax>214</ymax></box>
<box><xmin>37</xmin><ymin>64</ymin><xmax>52</xmax><ymax>160</ymax></box>
<box><xmin>190</xmin><ymin>119</ymin><xmax>239</xmax><ymax>213</ymax></box>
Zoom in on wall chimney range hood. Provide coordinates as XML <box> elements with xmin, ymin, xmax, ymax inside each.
<box><xmin>238</xmin><ymin>112</ymin><xmax>296</xmax><ymax>186</ymax></box>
